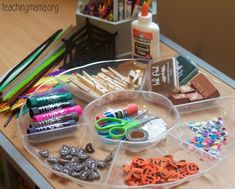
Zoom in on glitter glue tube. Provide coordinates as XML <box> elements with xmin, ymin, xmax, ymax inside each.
<box><xmin>27</xmin><ymin>120</ymin><xmax>76</xmax><ymax>134</ymax></box>
<box><xmin>29</xmin><ymin>100</ymin><xmax>76</xmax><ymax>117</ymax></box>
<box><xmin>29</xmin><ymin>112</ymin><xmax>79</xmax><ymax>128</ymax></box>
<box><xmin>26</xmin><ymin>92</ymin><xmax>73</xmax><ymax>107</ymax></box>
<box><xmin>96</xmin><ymin>103</ymin><xmax>138</xmax><ymax>120</ymax></box>
<box><xmin>33</xmin><ymin>105</ymin><xmax>83</xmax><ymax>122</ymax></box>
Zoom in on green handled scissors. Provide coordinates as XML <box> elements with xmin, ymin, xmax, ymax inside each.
<box><xmin>94</xmin><ymin>116</ymin><xmax>157</xmax><ymax>140</ymax></box>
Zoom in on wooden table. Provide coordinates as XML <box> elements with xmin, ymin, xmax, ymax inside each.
<box><xmin>0</xmin><ymin>0</ymin><xmax>234</xmax><ymax>188</ymax></box>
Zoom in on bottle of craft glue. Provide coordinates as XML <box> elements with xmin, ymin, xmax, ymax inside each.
<box><xmin>131</xmin><ymin>1</ymin><xmax>160</xmax><ymax>62</ymax></box>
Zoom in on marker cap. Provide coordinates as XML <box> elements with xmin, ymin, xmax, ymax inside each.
<box><xmin>68</xmin><ymin>120</ymin><xmax>76</xmax><ymax>126</ymax></box>
<box><xmin>29</xmin><ymin>107</ymin><xmax>39</xmax><ymax>118</ymax></box>
<box><xmin>70</xmin><ymin>112</ymin><xmax>79</xmax><ymax>121</ymax></box>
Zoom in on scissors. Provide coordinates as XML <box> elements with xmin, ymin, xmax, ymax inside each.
<box><xmin>94</xmin><ymin>115</ymin><xmax>157</xmax><ymax>140</ymax></box>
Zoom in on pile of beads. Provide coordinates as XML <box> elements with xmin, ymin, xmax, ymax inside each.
<box><xmin>123</xmin><ymin>155</ymin><xmax>199</xmax><ymax>186</ymax></box>
<box><xmin>38</xmin><ymin>143</ymin><xmax>113</xmax><ymax>181</ymax></box>
<box><xmin>186</xmin><ymin>116</ymin><xmax>228</xmax><ymax>156</ymax></box>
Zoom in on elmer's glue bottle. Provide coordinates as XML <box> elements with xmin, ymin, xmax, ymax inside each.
<box><xmin>131</xmin><ymin>1</ymin><xmax>160</xmax><ymax>62</ymax></box>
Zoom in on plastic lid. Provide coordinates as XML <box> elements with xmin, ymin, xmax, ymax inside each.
<box><xmin>141</xmin><ymin>2</ymin><xmax>149</xmax><ymax>16</ymax></box>
<box><xmin>68</xmin><ymin>120</ymin><xmax>76</xmax><ymax>126</ymax></box>
<box><xmin>69</xmin><ymin>112</ymin><xmax>79</xmax><ymax>121</ymax></box>
<box><xmin>95</xmin><ymin>114</ymin><xmax>105</xmax><ymax>120</ymax></box>
<box><xmin>126</xmin><ymin>103</ymin><xmax>138</xmax><ymax>115</ymax></box>
<box><xmin>29</xmin><ymin>122</ymin><xmax>38</xmax><ymax>128</ymax></box>
<box><xmin>26</xmin><ymin>98</ymin><xmax>37</xmax><ymax>107</ymax></box>
<box><xmin>69</xmin><ymin>100</ymin><xmax>76</xmax><ymax>106</ymax></box>
<box><xmin>29</xmin><ymin>107</ymin><xmax>39</xmax><ymax>118</ymax></box>
<box><xmin>64</xmin><ymin>92</ymin><xmax>73</xmax><ymax>100</ymax></box>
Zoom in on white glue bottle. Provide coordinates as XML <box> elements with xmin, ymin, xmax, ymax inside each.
<box><xmin>131</xmin><ymin>2</ymin><xmax>160</xmax><ymax>62</ymax></box>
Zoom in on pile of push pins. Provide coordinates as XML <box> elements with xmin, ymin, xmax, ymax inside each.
<box><xmin>38</xmin><ymin>143</ymin><xmax>113</xmax><ymax>181</ymax></box>
<box><xmin>186</xmin><ymin>116</ymin><xmax>228</xmax><ymax>156</ymax></box>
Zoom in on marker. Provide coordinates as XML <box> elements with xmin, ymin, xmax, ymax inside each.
<box><xmin>29</xmin><ymin>112</ymin><xmax>79</xmax><ymax>128</ymax></box>
<box><xmin>27</xmin><ymin>120</ymin><xmax>76</xmax><ymax>134</ymax></box>
<box><xmin>34</xmin><ymin>85</ymin><xmax>67</xmax><ymax>97</ymax></box>
<box><xmin>131</xmin><ymin>0</ymin><xmax>141</xmax><ymax>18</ymax></box>
<box><xmin>29</xmin><ymin>100</ymin><xmax>76</xmax><ymax>117</ymax></box>
<box><xmin>118</xmin><ymin>0</ymin><xmax>124</xmax><ymax>21</ymax></box>
<box><xmin>125</xmin><ymin>0</ymin><xmax>132</xmax><ymax>19</ymax></box>
<box><xmin>33</xmin><ymin>105</ymin><xmax>83</xmax><ymax>122</ymax></box>
<box><xmin>96</xmin><ymin>103</ymin><xmax>138</xmax><ymax>120</ymax></box>
<box><xmin>26</xmin><ymin>92</ymin><xmax>73</xmax><ymax>107</ymax></box>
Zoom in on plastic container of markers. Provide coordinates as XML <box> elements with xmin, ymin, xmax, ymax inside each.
<box><xmin>17</xmin><ymin>85</ymin><xmax>88</xmax><ymax>144</ymax></box>
<box><xmin>17</xmin><ymin>58</ymin><xmax>235</xmax><ymax>188</ymax></box>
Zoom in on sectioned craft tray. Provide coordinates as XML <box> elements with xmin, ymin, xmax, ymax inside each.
<box><xmin>17</xmin><ymin>59</ymin><xmax>235</xmax><ymax>188</ymax></box>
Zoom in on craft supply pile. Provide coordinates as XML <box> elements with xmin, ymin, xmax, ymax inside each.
<box><xmin>185</xmin><ymin>117</ymin><xmax>228</xmax><ymax>156</ymax></box>
<box><xmin>68</xmin><ymin>66</ymin><xmax>144</xmax><ymax>100</ymax></box>
<box><xmin>0</xmin><ymin>1</ymin><xmax>233</xmax><ymax>187</ymax></box>
<box><xmin>15</xmin><ymin>57</ymin><xmax>234</xmax><ymax>188</ymax></box>
<box><xmin>25</xmin><ymin>90</ymin><xmax>83</xmax><ymax>141</ymax></box>
<box><xmin>94</xmin><ymin>103</ymin><xmax>165</xmax><ymax>141</ymax></box>
<box><xmin>78</xmin><ymin>0</ymin><xmax>154</xmax><ymax>22</ymax></box>
<box><xmin>39</xmin><ymin>143</ymin><xmax>113</xmax><ymax>181</ymax></box>
<box><xmin>123</xmin><ymin>156</ymin><xmax>199</xmax><ymax>186</ymax></box>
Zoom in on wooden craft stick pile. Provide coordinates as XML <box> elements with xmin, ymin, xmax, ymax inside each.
<box><xmin>69</xmin><ymin>67</ymin><xmax>144</xmax><ymax>98</ymax></box>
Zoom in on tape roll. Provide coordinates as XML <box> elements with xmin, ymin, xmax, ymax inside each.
<box><xmin>126</xmin><ymin>129</ymin><xmax>149</xmax><ymax>142</ymax></box>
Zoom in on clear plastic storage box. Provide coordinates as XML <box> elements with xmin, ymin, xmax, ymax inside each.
<box><xmin>17</xmin><ymin>59</ymin><xmax>235</xmax><ymax>188</ymax></box>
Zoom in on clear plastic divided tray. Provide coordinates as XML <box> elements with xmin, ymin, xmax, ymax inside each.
<box><xmin>17</xmin><ymin>59</ymin><xmax>235</xmax><ymax>188</ymax></box>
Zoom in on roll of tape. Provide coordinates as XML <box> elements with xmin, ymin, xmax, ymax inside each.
<box><xmin>126</xmin><ymin>129</ymin><xmax>149</xmax><ymax>142</ymax></box>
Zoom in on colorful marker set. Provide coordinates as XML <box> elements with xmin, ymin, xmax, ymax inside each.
<box><xmin>26</xmin><ymin>91</ymin><xmax>83</xmax><ymax>135</ymax></box>
<box><xmin>80</xmin><ymin>0</ymin><xmax>153</xmax><ymax>22</ymax></box>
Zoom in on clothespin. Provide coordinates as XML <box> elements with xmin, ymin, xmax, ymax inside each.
<box><xmin>101</xmin><ymin>68</ymin><xmax>129</xmax><ymax>88</ymax></box>
<box><xmin>97</xmin><ymin>73</ymin><xmax>126</xmax><ymax>89</ymax></box>
<box><xmin>69</xmin><ymin>76</ymin><xmax>100</xmax><ymax>98</ymax></box>
<box><xmin>108</xmin><ymin>67</ymin><xmax>131</xmax><ymax>85</ymax></box>
<box><xmin>82</xmin><ymin>71</ymin><xmax>109</xmax><ymax>93</ymax></box>
<box><xmin>75</xmin><ymin>73</ymin><xmax>107</xmax><ymax>95</ymax></box>
<box><xmin>132</xmin><ymin>70</ymin><xmax>143</xmax><ymax>85</ymax></box>
<box><xmin>92</xmin><ymin>75</ymin><xmax>118</xmax><ymax>91</ymax></box>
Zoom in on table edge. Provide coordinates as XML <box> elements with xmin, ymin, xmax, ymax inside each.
<box><xmin>0</xmin><ymin>133</ymin><xmax>53</xmax><ymax>189</ymax></box>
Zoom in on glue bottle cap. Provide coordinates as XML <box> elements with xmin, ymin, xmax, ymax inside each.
<box><xmin>141</xmin><ymin>2</ymin><xmax>149</xmax><ymax>17</ymax></box>
<box><xmin>126</xmin><ymin>103</ymin><xmax>138</xmax><ymax>115</ymax></box>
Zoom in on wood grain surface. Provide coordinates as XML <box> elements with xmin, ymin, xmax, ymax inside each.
<box><xmin>0</xmin><ymin>0</ymin><xmax>235</xmax><ymax>189</ymax></box>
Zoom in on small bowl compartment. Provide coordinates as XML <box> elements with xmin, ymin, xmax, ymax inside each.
<box><xmin>82</xmin><ymin>90</ymin><xmax>180</xmax><ymax>150</ymax></box>
<box><xmin>21</xmin><ymin>126</ymin><xmax>120</xmax><ymax>185</ymax></box>
<box><xmin>171</xmin><ymin>96</ymin><xmax>235</xmax><ymax>159</ymax></box>
<box><xmin>105</xmin><ymin>134</ymin><xmax>220</xmax><ymax>188</ymax></box>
